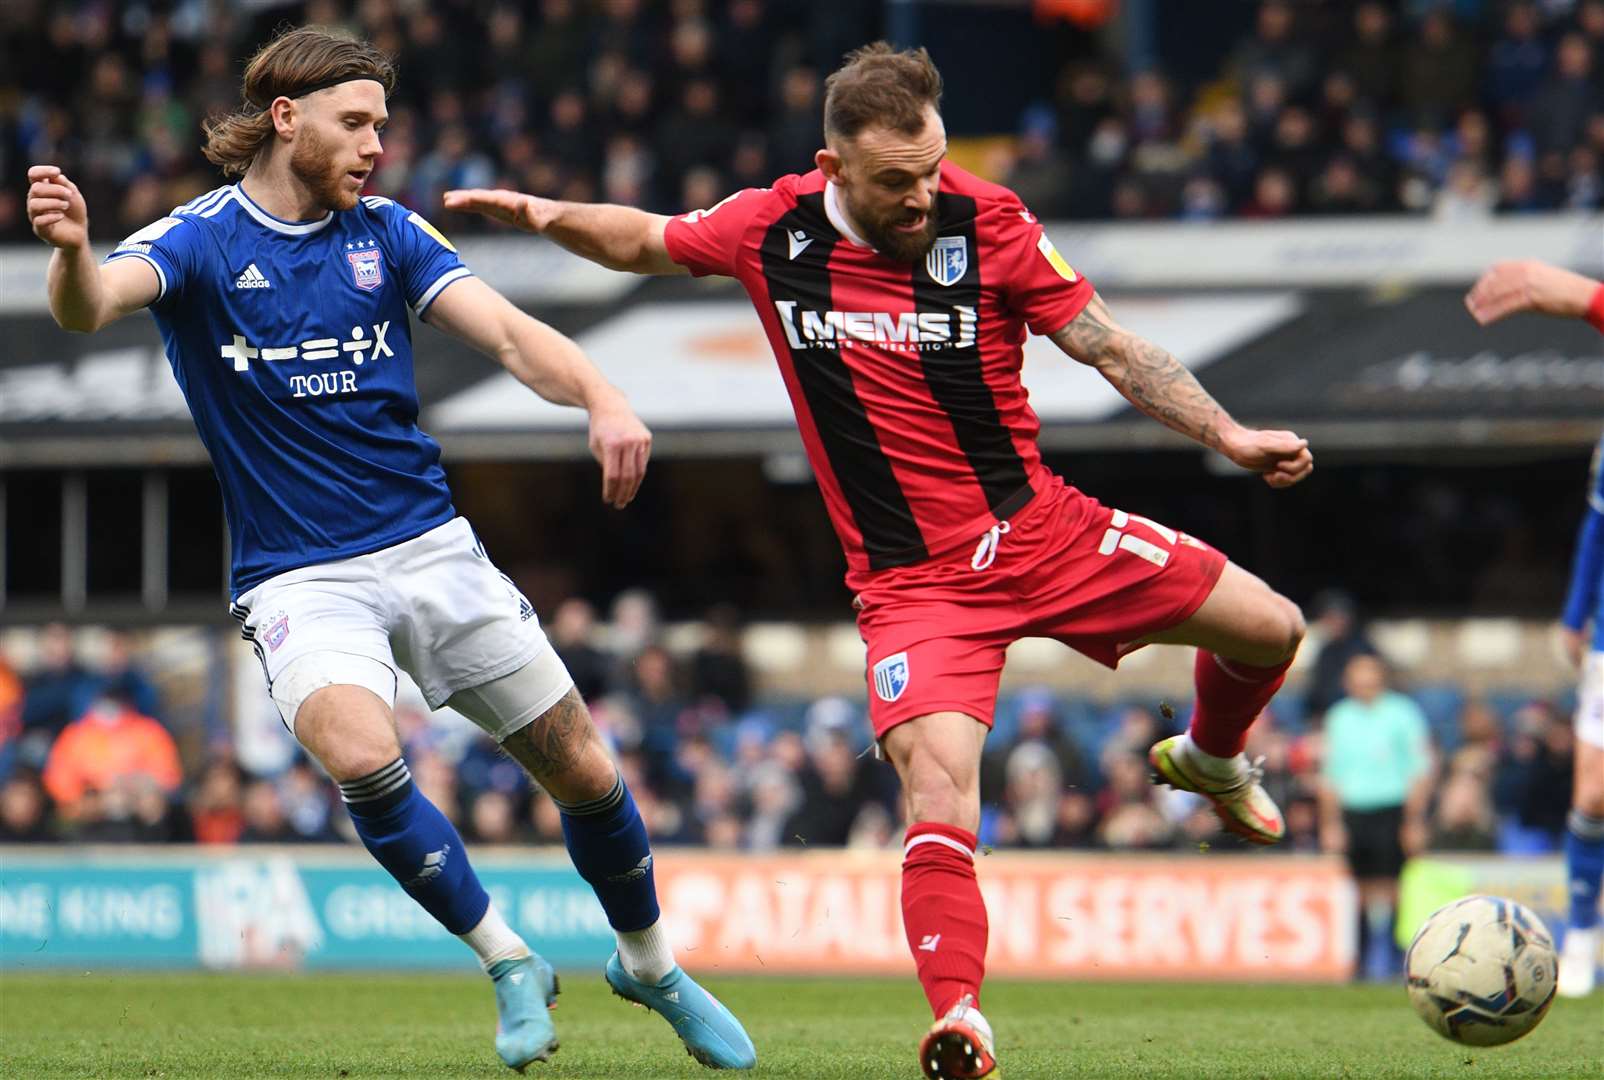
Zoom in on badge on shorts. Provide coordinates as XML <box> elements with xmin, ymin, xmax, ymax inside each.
<box><xmin>873</xmin><ymin>651</ymin><xmax>910</xmax><ymax>703</ymax></box>
<box><xmin>263</xmin><ymin>614</ymin><xmax>290</xmax><ymax>652</ymax></box>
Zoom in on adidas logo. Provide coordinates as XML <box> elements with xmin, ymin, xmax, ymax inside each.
<box><xmin>664</xmin><ymin>991</ymin><xmax>680</xmax><ymax>1003</ymax></box>
<box><xmin>509</xmin><ymin>972</ymin><xmax>525</xmax><ymax>986</ymax></box>
<box><xmin>234</xmin><ymin>263</ymin><xmax>271</xmax><ymax>289</ymax></box>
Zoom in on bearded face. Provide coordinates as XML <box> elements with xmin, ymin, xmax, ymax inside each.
<box><xmin>289</xmin><ymin>121</ymin><xmax>361</xmax><ymax>212</ymax></box>
<box><xmin>846</xmin><ymin>189</ymin><xmax>940</xmax><ymax>264</ymax></box>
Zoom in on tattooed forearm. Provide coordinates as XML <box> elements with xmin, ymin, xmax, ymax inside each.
<box><xmin>1050</xmin><ymin>292</ymin><xmax>1234</xmax><ymax>451</ymax></box>
<box><xmin>501</xmin><ymin>687</ymin><xmax>592</xmax><ymax>780</ymax></box>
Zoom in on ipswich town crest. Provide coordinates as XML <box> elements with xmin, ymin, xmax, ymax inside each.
<box><xmin>925</xmin><ymin>236</ymin><xmax>967</xmax><ymax>287</ymax></box>
<box><xmin>345</xmin><ymin>240</ymin><xmax>384</xmax><ymax>291</ymax></box>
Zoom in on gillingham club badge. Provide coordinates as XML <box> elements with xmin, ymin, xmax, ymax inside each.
<box><xmin>873</xmin><ymin>651</ymin><xmax>910</xmax><ymax>702</ymax></box>
<box><xmin>345</xmin><ymin>238</ymin><xmax>384</xmax><ymax>291</ymax></box>
<box><xmin>925</xmin><ymin>236</ymin><xmax>967</xmax><ymax>287</ymax></box>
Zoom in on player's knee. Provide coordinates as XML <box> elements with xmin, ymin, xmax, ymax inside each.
<box><xmin>902</xmin><ymin>757</ymin><xmax>978</xmax><ymax>831</ymax></box>
<box><xmin>1576</xmin><ymin>774</ymin><xmax>1604</xmax><ymax>817</ymax></box>
<box><xmin>1278</xmin><ymin>598</ymin><xmax>1307</xmax><ymax>660</ymax></box>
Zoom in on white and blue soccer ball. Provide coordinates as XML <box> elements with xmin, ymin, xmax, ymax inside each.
<box><xmin>1405</xmin><ymin>895</ymin><xmax>1558</xmax><ymax>1047</ymax></box>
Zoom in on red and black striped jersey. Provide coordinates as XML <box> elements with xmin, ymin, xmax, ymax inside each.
<box><xmin>664</xmin><ymin>162</ymin><xmax>1094</xmax><ymax>573</ymax></box>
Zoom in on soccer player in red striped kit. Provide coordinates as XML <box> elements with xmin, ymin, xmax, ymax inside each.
<box><xmin>448</xmin><ymin>43</ymin><xmax>1313</xmax><ymax>1079</ymax></box>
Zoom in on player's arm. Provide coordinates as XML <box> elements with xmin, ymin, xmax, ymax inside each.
<box><xmin>441</xmin><ymin>189</ymin><xmax>687</xmax><ymax>276</ymax></box>
<box><xmin>1465</xmin><ymin>259</ymin><xmax>1604</xmax><ymax>329</ymax></box>
<box><xmin>424</xmin><ymin>275</ymin><xmax>651</xmax><ymax>509</ymax></box>
<box><xmin>1049</xmin><ymin>291</ymin><xmax>1313</xmax><ymax>488</ymax></box>
<box><xmin>28</xmin><ymin>165</ymin><xmax>159</xmax><ymax>331</ymax></box>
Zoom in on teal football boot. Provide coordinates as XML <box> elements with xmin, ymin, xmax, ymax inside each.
<box><xmin>488</xmin><ymin>954</ymin><xmax>560</xmax><ymax>1071</ymax></box>
<box><xmin>604</xmin><ymin>952</ymin><xmax>756</xmax><ymax>1069</ymax></box>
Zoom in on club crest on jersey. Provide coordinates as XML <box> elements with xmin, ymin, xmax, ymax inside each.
<box><xmin>344</xmin><ymin>240</ymin><xmax>384</xmax><ymax>291</ymax></box>
<box><xmin>873</xmin><ymin>651</ymin><xmax>910</xmax><ymax>703</ymax></box>
<box><xmin>925</xmin><ymin>236</ymin><xmax>968</xmax><ymax>287</ymax></box>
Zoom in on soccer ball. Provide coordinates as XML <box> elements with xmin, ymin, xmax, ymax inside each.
<box><xmin>1404</xmin><ymin>895</ymin><xmax>1558</xmax><ymax>1046</ymax></box>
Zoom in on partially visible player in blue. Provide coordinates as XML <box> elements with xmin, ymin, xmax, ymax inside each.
<box><xmin>1468</xmin><ymin>259</ymin><xmax>1604</xmax><ymax>998</ymax></box>
<box><xmin>26</xmin><ymin>26</ymin><xmax>754</xmax><ymax>1069</ymax></box>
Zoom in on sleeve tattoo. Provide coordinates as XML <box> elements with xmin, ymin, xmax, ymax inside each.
<box><xmin>1049</xmin><ymin>292</ymin><xmax>1231</xmax><ymax>451</ymax></box>
<box><xmin>501</xmin><ymin>687</ymin><xmax>591</xmax><ymax>779</ymax></box>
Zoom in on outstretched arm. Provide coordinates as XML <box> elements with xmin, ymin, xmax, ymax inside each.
<box><xmin>425</xmin><ymin>276</ymin><xmax>652</xmax><ymax>509</ymax></box>
<box><xmin>28</xmin><ymin>165</ymin><xmax>158</xmax><ymax>332</ymax></box>
<box><xmin>1465</xmin><ymin>259</ymin><xmax>1604</xmax><ymax>328</ymax></box>
<box><xmin>1050</xmin><ymin>292</ymin><xmax>1313</xmax><ymax>488</ymax></box>
<box><xmin>442</xmin><ymin>188</ymin><xmax>686</xmax><ymax>276</ymax></box>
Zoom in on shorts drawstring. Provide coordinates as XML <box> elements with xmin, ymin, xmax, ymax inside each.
<box><xmin>971</xmin><ymin>520</ymin><xmax>1011</xmax><ymax>571</ymax></box>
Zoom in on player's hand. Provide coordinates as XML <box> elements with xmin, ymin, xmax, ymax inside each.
<box><xmin>27</xmin><ymin>165</ymin><xmax>89</xmax><ymax>250</ymax></box>
<box><xmin>442</xmin><ymin>188</ymin><xmax>556</xmax><ymax>233</ymax></box>
<box><xmin>587</xmin><ymin>391</ymin><xmax>651</xmax><ymax>509</ymax></box>
<box><xmin>1464</xmin><ymin>259</ymin><xmax>1599</xmax><ymax>325</ymax></box>
<box><xmin>1558</xmin><ymin>624</ymin><xmax>1587</xmax><ymax>670</ymax></box>
<box><xmin>1220</xmin><ymin>426</ymin><xmax>1313</xmax><ymax>489</ymax></box>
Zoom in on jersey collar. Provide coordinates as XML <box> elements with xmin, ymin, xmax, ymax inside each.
<box><xmin>824</xmin><ymin>181</ymin><xmax>873</xmax><ymax>250</ymax></box>
<box><xmin>232</xmin><ymin>184</ymin><xmax>335</xmax><ymax>236</ymax></box>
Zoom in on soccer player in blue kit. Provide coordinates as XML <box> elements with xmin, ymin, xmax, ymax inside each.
<box><xmin>25</xmin><ymin>26</ymin><xmax>754</xmax><ymax>1071</ymax></box>
<box><xmin>1467</xmin><ymin>258</ymin><xmax>1604</xmax><ymax>998</ymax></box>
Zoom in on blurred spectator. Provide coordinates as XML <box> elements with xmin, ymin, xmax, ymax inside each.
<box><xmin>981</xmin><ymin>688</ymin><xmax>1088</xmax><ymax>804</ymax></box>
<box><xmin>189</xmin><ymin>757</ymin><xmax>246</xmax><ymax>844</ymax></box>
<box><xmin>1497</xmin><ymin>701</ymin><xmax>1575</xmax><ymax>850</ymax></box>
<box><xmin>1318</xmin><ymin>654</ymin><xmax>1434</xmax><ymax>981</ymax></box>
<box><xmin>690</xmin><ymin>603</ymin><xmax>752</xmax><ymax>714</ymax></box>
<box><xmin>1530</xmin><ymin>34</ymin><xmax>1598</xmax><ymax>158</ymax></box>
<box><xmin>1303</xmin><ymin>590</ymin><xmax>1377</xmax><ymax>722</ymax></box>
<box><xmin>468</xmin><ymin>789</ymin><xmax>522</xmax><ymax>845</ymax></box>
<box><xmin>279</xmin><ymin>760</ymin><xmax>337</xmax><ymax>842</ymax></box>
<box><xmin>94</xmin><ymin>630</ymin><xmax>163</xmax><ymax>724</ymax></box>
<box><xmin>240</xmin><ymin>779</ymin><xmax>296</xmax><ymax>843</ymax></box>
<box><xmin>783</xmin><ymin>698</ymin><xmax>890</xmax><ymax>846</ymax></box>
<box><xmin>18</xmin><ymin>624</ymin><xmax>96</xmax><ymax>767</ymax></box>
<box><xmin>0</xmin><ymin>769</ymin><xmax>53</xmax><ymax>843</ymax></box>
<box><xmin>1400</xmin><ymin>10</ymin><xmax>1479</xmax><ymax>129</ymax></box>
<box><xmin>42</xmin><ymin>692</ymin><xmax>182</xmax><ymax>819</ymax></box>
<box><xmin>550</xmin><ymin>598</ymin><xmax>611</xmax><ymax>702</ymax></box>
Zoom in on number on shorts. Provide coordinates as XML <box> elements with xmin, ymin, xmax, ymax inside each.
<box><xmin>1098</xmin><ymin>509</ymin><xmax>1173</xmax><ymax>568</ymax></box>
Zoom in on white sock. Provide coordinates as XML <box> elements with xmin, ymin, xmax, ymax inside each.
<box><xmin>617</xmin><ymin>919</ymin><xmax>675</xmax><ymax>985</ymax></box>
<box><xmin>1178</xmin><ymin>731</ymin><xmax>1242</xmax><ymax>781</ymax></box>
<box><xmin>459</xmin><ymin>903</ymin><xmax>529</xmax><ymax>971</ymax></box>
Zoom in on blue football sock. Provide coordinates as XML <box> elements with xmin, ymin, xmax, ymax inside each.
<box><xmin>341</xmin><ymin>759</ymin><xmax>490</xmax><ymax>935</ymax></box>
<box><xmin>557</xmin><ymin>774</ymin><xmax>661</xmax><ymax>933</ymax></box>
<box><xmin>1566</xmin><ymin>809</ymin><xmax>1604</xmax><ymax>931</ymax></box>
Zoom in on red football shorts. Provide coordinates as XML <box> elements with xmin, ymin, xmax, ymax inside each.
<box><xmin>848</xmin><ymin>475</ymin><xmax>1227</xmax><ymax>740</ymax></box>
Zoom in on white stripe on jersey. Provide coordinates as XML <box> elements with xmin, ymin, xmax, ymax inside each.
<box><xmin>414</xmin><ymin>266</ymin><xmax>472</xmax><ymax>316</ymax></box>
<box><xmin>177</xmin><ymin>186</ymin><xmax>231</xmax><ymax>216</ymax></box>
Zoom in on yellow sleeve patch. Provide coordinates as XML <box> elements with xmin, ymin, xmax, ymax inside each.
<box><xmin>1037</xmin><ymin>234</ymin><xmax>1077</xmax><ymax>282</ymax></box>
<box><xmin>407</xmin><ymin>211</ymin><xmax>457</xmax><ymax>253</ymax></box>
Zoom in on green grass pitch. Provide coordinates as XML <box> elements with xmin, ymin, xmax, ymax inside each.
<box><xmin>1</xmin><ymin>972</ymin><xmax>1598</xmax><ymax>1079</ymax></box>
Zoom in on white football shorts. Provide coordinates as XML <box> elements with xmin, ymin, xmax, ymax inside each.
<box><xmin>230</xmin><ymin>517</ymin><xmax>572</xmax><ymax>736</ymax></box>
<box><xmin>1578</xmin><ymin>649</ymin><xmax>1604</xmax><ymax>750</ymax></box>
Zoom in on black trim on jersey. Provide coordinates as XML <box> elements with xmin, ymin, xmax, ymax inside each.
<box><xmin>759</xmin><ymin>193</ymin><xmax>928</xmax><ymax>568</ymax></box>
<box><xmin>911</xmin><ymin>193</ymin><xmax>1034</xmax><ymax>517</ymax></box>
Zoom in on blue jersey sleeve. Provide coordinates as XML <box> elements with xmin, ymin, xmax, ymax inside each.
<box><xmin>1561</xmin><ymin>437</ymin><xmax>1604</xmax><ymax>632</ymax></box>
<box><xmin>104</xmin><ymin>214</ymin><xmax>207</xmax><ymax>307</ymax></box>
<box><xmin>365</xmin><ymin>197</ymin><xmax>471</xmax><ymax>318</ymax></box>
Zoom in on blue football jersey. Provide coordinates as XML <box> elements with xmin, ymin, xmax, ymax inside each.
<box><xmin>1562</xmin><ymin>435</ymin><xmax>1604</xmax><ymax>650</ymax></box>
<box><xmin>107</xmin><ymin>184</ymin><xmax>470</xmax><ymax>595</ymax></box>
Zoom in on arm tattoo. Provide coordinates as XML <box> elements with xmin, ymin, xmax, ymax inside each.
<box><xmin>501</xmin><ymin>688</ymin><xmax>592</xmax><ymax>780</ymax></box>
<box><xmin>1050</xmin><ymin>293</ymin><xmax>1230</xmax><ymax>451</ymax></box>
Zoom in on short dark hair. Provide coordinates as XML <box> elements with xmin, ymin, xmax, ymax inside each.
<box><xmin>823</xmin><ymin>42</ymin><xmax>943</xmax><ymax>143</ymax></box>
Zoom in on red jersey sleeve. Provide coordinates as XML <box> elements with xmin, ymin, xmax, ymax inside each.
<box><xmin>662</xmin><ymin>187</ymin><xmax>774</xmax><ymax>278</ymax></box>
<box><xmin>991</xmin><ymin>195</ymin><xmax>1094</xmax><ymax>336</ymax></box>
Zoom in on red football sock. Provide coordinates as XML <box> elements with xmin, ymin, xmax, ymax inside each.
<box><xmin>1188</xmin><ymin>650</ymin><xmax>1293</xmax><ymax>758</ymax></box>
<box><xmin>902</xmin><ymin>822</ymin><xmax>988</xmax><ymax>1017</ymax></box>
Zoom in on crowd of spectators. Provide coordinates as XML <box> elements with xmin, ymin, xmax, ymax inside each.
<box><xmin>0</xmin><ymin>592</ymin><xmax>1582</xmax><ymax>871</ymax></box>
<box><xmin>3</xmin><ymin>1</ymin><xmax>1600</xmax><ymax>245</ymax></box>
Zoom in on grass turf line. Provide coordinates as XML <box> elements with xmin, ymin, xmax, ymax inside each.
<box><xmin>0</xmin><ymin>973</ymin><xmax>1599</xmax><ymax>1079</ymax></box>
